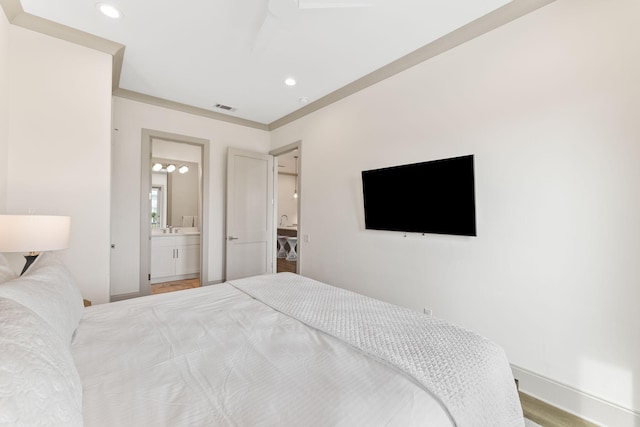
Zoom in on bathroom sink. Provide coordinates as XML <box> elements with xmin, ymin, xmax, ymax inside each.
<box><xmin>152</xmin><ymin>227</ymin><xmax>200</xmax><ymax>236</ymax></box>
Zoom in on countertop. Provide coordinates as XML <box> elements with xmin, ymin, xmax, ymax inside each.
<box><xmin>152</xmin><ymin>227</ymin><xmax>200</xmax><ymax>237</ymax></box>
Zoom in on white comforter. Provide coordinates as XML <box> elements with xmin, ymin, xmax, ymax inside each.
<box><xmin>72</xmin><ymin>278</ymin><xmax>453</xmax><ymax>426</ymax></box>
<box><xmin>230</xmin><ymin>273</ymin><xmax>524</xmax><ymax>427</ymax></box>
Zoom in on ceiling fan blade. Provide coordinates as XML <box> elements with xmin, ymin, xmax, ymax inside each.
<box><xmin>297</xmin><ymin>0</ymin><xmax>371</xmax><ymax>9</ymax></box>
<box><xmin>252</xmin><ymin>13</ymin><xmax>281</xmax><ymax>52</ymax></box>
<box><xmin>251</xmin><ymin>0</ymin><xmax>293</xmax><ymax>52</ymax></box>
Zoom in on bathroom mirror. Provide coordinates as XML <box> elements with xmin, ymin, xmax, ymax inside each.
<box><xmin>151</xmin><ymin>158</ymin><xmax>200</xmax><ymax>229</ymax></box>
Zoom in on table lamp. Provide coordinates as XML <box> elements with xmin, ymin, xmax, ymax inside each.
<box><xmin>0</xmin><ymin>215</ymin><xmax>71</xmax><ymax>275</ymax></box>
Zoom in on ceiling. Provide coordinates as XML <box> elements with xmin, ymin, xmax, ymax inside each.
<box><xmin>19</xmin><ymin>0</ymin><xmax>512</xmax><ymax>126</ymax></box>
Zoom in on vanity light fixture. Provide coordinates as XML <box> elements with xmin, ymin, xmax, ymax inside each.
<box><xmin>152</xmin><ymin>162</ymin><xmax>190</xmax><ymax>173</ymax></box>
<box><xmin>96</xmin><ymin>3</ymin><xmax>122</xmax><ymax>19</ymax></box>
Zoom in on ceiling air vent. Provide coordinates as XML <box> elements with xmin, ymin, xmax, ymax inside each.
<box><xmin>214</xmin><ymin>103</ymin><xmax>235</xmax><ymax>112</ymax></box>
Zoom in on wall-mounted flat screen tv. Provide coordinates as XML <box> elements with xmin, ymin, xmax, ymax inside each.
<box><xmin>362</xmin><ymin>155</ymin><xmax>476</xmax><ymax>236</ymax></box>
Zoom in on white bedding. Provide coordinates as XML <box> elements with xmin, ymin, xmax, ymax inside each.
<box><xmin>72</xmin><ymin>280</ymin><xmax>453</xmax><ymax>426</ymax></box>
<box><xmin>230</xmin><ymin>273</ymin><xmax>524</xmax><ymax>427</ymax></box>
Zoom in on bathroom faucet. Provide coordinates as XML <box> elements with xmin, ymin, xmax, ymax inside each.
<box><xmin>280</xmin><ymin>215</ymin><xmax>288</xmax><ymax>226</ymax></box>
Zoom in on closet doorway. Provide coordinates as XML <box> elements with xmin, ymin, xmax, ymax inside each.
<box><xmin>271</xmin><ymin>142</ymin><xmax>301</xmax><ymax>274</ymax></box>
<box><xmin>140</xmin><ymin>130</ymin><xmax>210</xmax><ymax>296</ymax></box>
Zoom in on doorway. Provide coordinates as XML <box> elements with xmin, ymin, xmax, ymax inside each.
<box><xmin>140</xmin><ymin>129</ymin><xmax>210</xmax><ymax>296</ymax></box>
<box><xmin>270</xmin><ymin>141</ymin><xmax>301</xmax><ymax>274</ymax></box>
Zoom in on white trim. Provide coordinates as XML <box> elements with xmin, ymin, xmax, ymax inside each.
<box><xmin>110</xmin><ymin>292</ymin><xmax>141</xmax><ymax>302</ymax></box>
<box><xmin>512</xmin><ymin>365</ymin><xmax>640</xmax><ymax>427</ymax></box>
<box><xmin>113</xmin><ymin>89</ymin><xmax>268</xmax><ymax>131</ymax></box>
<box><xmin>150</xmin><ymin>273</ymin><xmax>199</xmax><ymax>285</ymax></box>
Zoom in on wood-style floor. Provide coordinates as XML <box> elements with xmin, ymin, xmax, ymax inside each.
<box><xmin>277</xmin><ymin>257</ymin><xmax>297</xmax><ymax>273</ymax></box>
<box><xmin>520</xmin><ymin>392</ymin><xmax>599</xmax><ymax>427</ymax></box>
<box><xmin>150</xmin><ymin>278</ymin><xmax>200</xmax><ymax>294</ymax></box>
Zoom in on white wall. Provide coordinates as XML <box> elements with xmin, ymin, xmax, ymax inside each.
<box><xmin>111</xmin><ymin>97</ymin><xmax>269</xmax><ymax>295</ymax></box>
<box><xmin>0</xmin><ymin>11</ymin><xmax>9</xmax><ymax>212</ymax></box>
<box><xmin>277</xmin><ymin>174</ymin><xmax>297</xmax><ymax>226</ymax></box>
<box><xmin>153</xmin><ymin>138</ymin><xmax>202</xmax><ymax>164</ymax></box>
<box><xmin>271</xmin><ymin>0</ymin><xmax>640</xmax><ymax>424</ymax></box>
<box><xmin>6</xmin><ymin>25</ymin><xmax>112</xmax><ymax>303</ymax></box>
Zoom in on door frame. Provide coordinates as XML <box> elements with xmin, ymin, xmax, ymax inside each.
<box><xmin>269</xmin><ymin>140</ymin><xmax>302</xmax><ymax>274</ymax></box>
<box><xmin>140</xmin><ymin>129</ymin><xmax>210</xmax><ymax>295</ymax></box>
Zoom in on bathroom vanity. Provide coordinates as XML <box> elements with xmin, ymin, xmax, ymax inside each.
<box><xmin>151</xmin><ymin>228</ymin><xmax>200</xmax><ymax>284</ymax></box>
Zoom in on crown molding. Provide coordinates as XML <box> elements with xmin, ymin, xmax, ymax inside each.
<box><xmin>268</xmin><ymin>0</ymin><xmax>557</xmax><ymax>130</ymax></box>
<box><xmin>113</xmin><ymin>89</ymin><xmax>269</xmax><ymax>131</ymax></box>
<box><xmin>1</xmin><ymin>0</ymin><xmax>265</xmax><ymax>130</ymax></box>
<box><xmin>3</xmin><ymin>0</ymin><xmax>556</xmax><ymax>132</ymax></box>
<box><xmin>0</xmin><ymin>0</ymin><xmax>21</xmax><ymax>21</ymax></box>
<box><xmin>1</xmin><ymin>0</ymin><xmax>124</xmax><ymax>91</ymax></box>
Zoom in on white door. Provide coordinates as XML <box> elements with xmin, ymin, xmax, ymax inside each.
<box><xmin>226</xmin><ymin>148</ymin><xmax>274</xmax><ymax>280</ymax></box>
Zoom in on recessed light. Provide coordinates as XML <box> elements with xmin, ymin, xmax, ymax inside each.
<box><xmin>284</xmin><ymin>77</ymin><xmax>296</xmax><ymax>87</ymax></box>
<box><xmin>97</xmin><ymin>3</ymin><xmax>122</xmax><ymax>19</ymax></box>
<box><xmin>299</xmin><ymin>97</ymin><xmax>309</xmax><ymax>104</ymax></box>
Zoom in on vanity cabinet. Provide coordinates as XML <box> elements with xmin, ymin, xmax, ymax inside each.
<box><xmin>151</xmin><ymin>235</ymin><xmax>200</xmax><ymax>282</ymax></box>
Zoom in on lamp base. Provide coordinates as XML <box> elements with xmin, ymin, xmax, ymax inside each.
<box><xmin>21</xmin><ymin>254</ymin><xmax>39</xmax><ymax>276</ymax></box>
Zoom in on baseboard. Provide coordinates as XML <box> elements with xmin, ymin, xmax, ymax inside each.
<box><xmin>520</xmin><ymin>391</ymin><xmax>598</xmax><ymax>427</ymax></box>
<box><xmin>150</xmin><ymin>273</ymin><xmax>199</xmax><ymax>285</ymax></box>
<box><xmin>512</xmin><ymin>365</ymin><xmax>639</xmax><ymax>427</ymax></box>
<box><xmin>109</xmin><ymin>291</ymin><xmax>141</xmax><ymax>302</ymax></box>
<box><xmin>204</xmin><ymin>279</ymin><xmax>224</xmax><ymax>286</ymax></box>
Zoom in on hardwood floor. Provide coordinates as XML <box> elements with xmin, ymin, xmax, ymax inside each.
<box><xmin>277</xmin><ymin>257</ymin><xmax>296</xmax><ymax>273</ymax></box>
<box><xmin>520</xmin><ymin>392</ymin><xmax>599</xmax><ymax>427</ymax></box>
<box><xmin>150</xmin><ymin>278</ymin><xmax>200</xmax><ymax>295</ymax></box>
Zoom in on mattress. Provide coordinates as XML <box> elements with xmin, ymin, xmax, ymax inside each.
<box><xmin>72</xmin><ymin>278</ymin><xmax>454</xmax><ymax>426</ymax></box>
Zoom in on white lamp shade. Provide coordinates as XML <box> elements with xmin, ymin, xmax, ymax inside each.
<box><xmin>0</xmin><ymin>215</ymin><xmax>71</xmax><ymax>253</ymax></box>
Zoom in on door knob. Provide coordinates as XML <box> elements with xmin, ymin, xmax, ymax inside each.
<box><xmin>228</xmin><ymin>236</ymin><xmax>239</xmax><ymax>241</ymax></box>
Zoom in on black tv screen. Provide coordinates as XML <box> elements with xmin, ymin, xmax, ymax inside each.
<box><xmin>362</xmin><ymin>155</ymin><xmax>476</xmax><ymax>236</ymax></box>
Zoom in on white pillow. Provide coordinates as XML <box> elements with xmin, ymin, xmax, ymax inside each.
<box><xmin>0</xmin><ymin>297</ymin><xmax>83</xmax><ymax>426</ymax></box>
<box><xmin>0</xmin><ymin>253</ymin><xmax>17</xmax><ymax>283</ymax></box>
<box><xmin>0</xmin><ymin>252</ymin><xmax>84</xmax><ymax>344</ymax></box>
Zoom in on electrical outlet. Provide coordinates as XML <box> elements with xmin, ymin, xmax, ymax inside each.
<box><xmin>303</xmin><ymin>234</ymin><xmax>310</xmax><ymax>243</ymax></box>
<box><xmin>423</xmin><ymin>308</ymin><xmax>432</xmax><ymax>316</ymax></box>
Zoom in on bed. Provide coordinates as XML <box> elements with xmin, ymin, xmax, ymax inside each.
<box><xmin>0</xmin><ymin>252</ymin><xmax>524</xmax><ymax>426</ymax></box>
